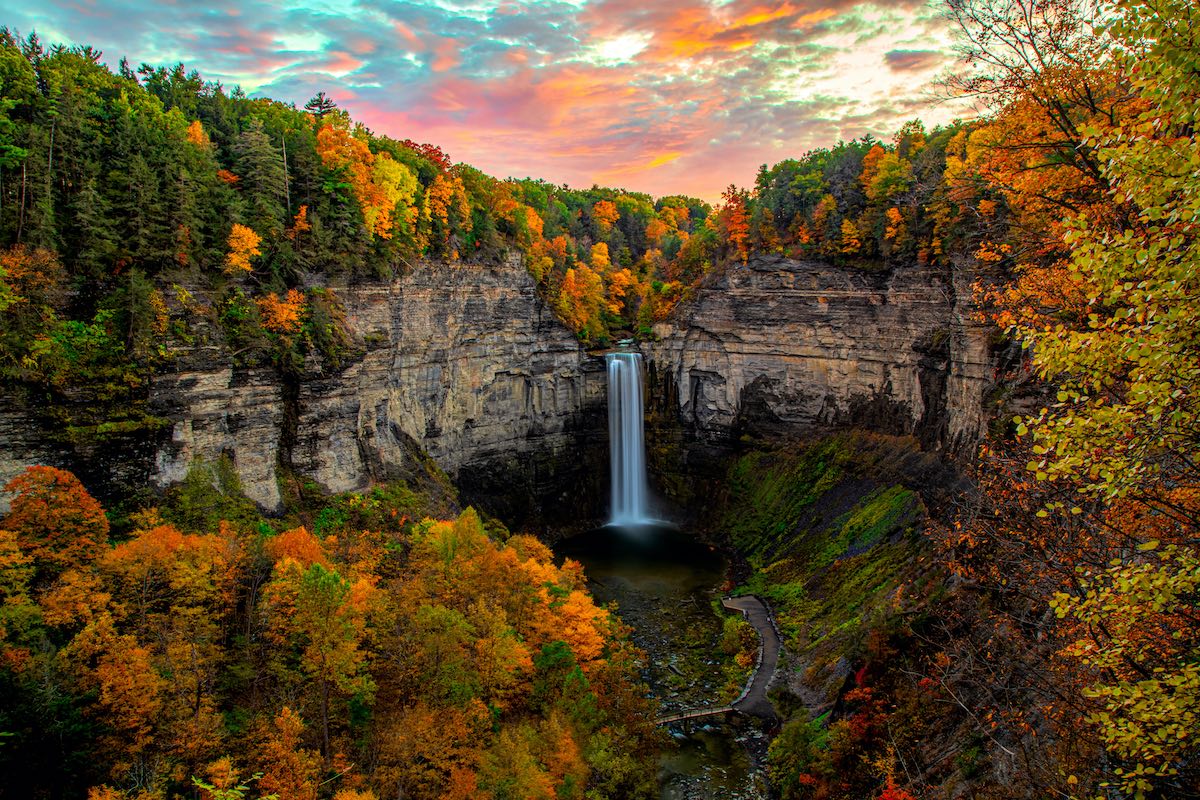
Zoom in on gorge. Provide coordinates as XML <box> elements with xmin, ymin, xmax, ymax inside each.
<box><xmin>1</xmin><ymin>253</ymin><xmax>990</xmax><ymax>525</ymax></box>
<box><xmin>3</xmin><ymin>4</ymin><xmax>1197</xmax><ymax>796</ymax></box>
<box><xmin>1</xmin><ymin>250</ymin><xmax>992</xmax><ymax>797</ymax></box>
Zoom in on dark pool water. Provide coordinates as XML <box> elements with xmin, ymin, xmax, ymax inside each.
<box><xmin>555</xmin><ymin>523</ymin><xmax>769</xmax><ymax>799</ymax></box>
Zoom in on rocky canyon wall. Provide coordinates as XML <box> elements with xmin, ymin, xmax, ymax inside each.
<box><xmin>0</xmin><ymin>254</ymin><xmax>992</xmax><ymax>523</ymax></box>
<box><xmin>644</xmin><ymin>255</ymin><xmax>992</xmax><ymax>492</ymax></box>
<box><xmin>0</xmin><ymin>258</ymin><xmax>610</xmax><ymax>523</ymax></box>
<box><xmin>150</xmin><ymin>258</ymin><xmax>610</xmax><ymax>522</ymax></box>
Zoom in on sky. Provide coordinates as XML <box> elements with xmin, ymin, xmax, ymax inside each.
<box><xmin>4</xmin><ymin>0</ymin><xmax>971</xmax><ymax>202</ymax></box>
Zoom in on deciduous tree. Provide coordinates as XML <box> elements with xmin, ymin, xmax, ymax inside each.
<box><xmin>2</xmin><ymin>466</ymin><xmax>108</xmax><ymax>580</ymax></box>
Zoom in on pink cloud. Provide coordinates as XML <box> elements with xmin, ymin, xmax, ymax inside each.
<box><xmin>392</xmin><ymin>21</ymin><xmax>424</xmax><ymax>49</ymax></box>
<box><xmin>432</xmin><ymin>38</ymin><xmax>462</xmax><ymax>72</ymax></box>
<box><xmin>321</xmin><ymin>50</ymin><xmax>363</xmax><ymax>74</ymax></box>
<box><xmin>29</xmin><ymin>0</ymin><xmax>959</xmax><ymax>200</ymax></box>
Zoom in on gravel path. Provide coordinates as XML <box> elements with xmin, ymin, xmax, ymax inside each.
<box><xmin>722</xmin><ymin>595</ymin><xmax>781</xmax><ymax>721</ymax></box>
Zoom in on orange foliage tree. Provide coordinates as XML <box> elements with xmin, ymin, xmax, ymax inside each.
<box><xmin>257</xmin><ymin>707</ymin><xmax>322</xmax><ymax>800</ymax></box>
<box><xmin>0</xmin><ymin>466</ymin><xmax>660</xmax><ymax>799</ymax></box>
<box><xmin>2</xmin><ymin>466</ymin><xmax>108</xmax><ymax>580</ymax></box>
<box><xmin>316</xmin><ymin>124</ymin><xmax>418</xmax><ymax>240</ymax></box>
<box><xmin>718</xmin><ymin>186</ymin><xmax>750</xmax><ymax>263</ymax></box>
<box><xmin>257</xmin><ymin>289</ymin><xmax>306</xmax><ymax>335</ymax></box>
<box><xmin>591</xmin><ymin>200</ymin><xmax>619</xmax><ymax>233</ymax></box>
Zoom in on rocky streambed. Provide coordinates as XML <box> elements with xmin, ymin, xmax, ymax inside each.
<box><xmin>556</xmin><ymin>523</ymin><xmax>772</xmax><ymax>799</ymax></box>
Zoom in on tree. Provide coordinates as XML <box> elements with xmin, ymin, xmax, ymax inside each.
<box><xmin>265</xmin><ymin>561</ymin><xmax>374</xmax><ymax>758</ymax></box>
<box><xmin>235</xmin><ymin>118</ymin><xmax>287</xmax><ymax>232</ymax></box>
<box><xmin>940</xmin><ymin>0</ymin><xmax>1124</xmax><ymax>231</ymax></box>
<box><xmin>718</xmin><ymin>186</ymin><xmax>750</xmax><ymax>263</ymax></box>
<box><xmin>303</xmin><ymin>91</ymin><xmax>337</xmax><ymax>120</ymax></box>
<box><xmin>256</xmin><ymin>707</ymin><xmax>321</xmax><ymax>800</ymax></box>
<box><xmin>952</xmin><ymin>0</ymin><xmax>1200</xmax><ymax>794</ymax></box>
<box><xmin>1015</xmin><ymin>2</ymin><xmax>1200</xmax><ymax>791</ymax></box>
<box><xmin>839</xmin><ymin>219</ymin><xmax>862</xmax><ymax>255</ymax></box>
<box><xmin>315</xmin><ymin>124</ymin><xmax>417</xmax><ymax>241</ymax></box>
<box><xmin>589</xmin><ymin>241</ymin><xmax>610</xmax><ymax>271</ymax></box>
<box><xmin>66</xmin><ymin>614</ymin><xmax>167</xmax><ymax>770</ymax></box>
<box><xmin>0</xmin><ymin>528</ymin><xmax>38</xmax><ymax>665</ymax></box>
<box><xmin>67</xmin><ymin>177</ymin><xmax>117</xmax><ymax>280</ymax></box>
<box><xmin>863</xmin><ymin>153</ymin><xmax>913</xmax><ymax>203</ymax></box>
<box><xmin>2</xmin><ymin>466</ymin><xmax>108</xmax><ymax>580</ymax></box>
<box><xmin>556</xmin><ymin>265</ymin><xmax>606</xmax><ymax>340</ymax></box>
<box><xmin>426</xmin><ymin>172</ymin><xmax>472</xmax><ymax>255</ymax></box>
<box><xmin>225</xmin><ymin>223</ymin><xmax>261</xmax><ymax>274</ymax></box>
<box><xmin>605</xmin><ymin>268</ymin><xmax>636</xmax><ymax>317</ymax></box>
<box><xmin>257</xmin><ymin>288</ymin><xmax>305</xmax><ymax>335</ymax></box>
<box><xmin>408</xmin><ymin>604</ymin><xmax>480</xmax><ymax>705</ymax></box>
<box><xmin>592</xmin><ymin>200</ymin><xmax>619</xmax><ymax>234</ymax></box>
<box><xmin>373</xmin><ymin>701</ymin><xmax>488</xmax><ymax>800</ymax></box>
<box><xmin>186</xmin><ymin>120</ymin><xmax>210</xmax><ymax>150</ymax></box>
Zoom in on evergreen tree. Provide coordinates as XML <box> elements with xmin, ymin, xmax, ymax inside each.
<box><xmin>111</xmin><ymin>153</ymin><xmax>165</xmax><ymax>269</ymax></box>
<box><xmin>303</xmin><ymin>91</ymin><xmax>336</xmax><ymax>119</ymax></box>
<box><xmin>235</xmin><ymin>117</ymin><xmax>286</xmax><ymax>233</ymax></box>
<box><xmin>67</xmin><ymin>175</ymin><xmax>116</xmax><ymax>281</ymax></box>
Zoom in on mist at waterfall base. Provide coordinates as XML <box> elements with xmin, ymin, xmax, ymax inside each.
<box><xmin>606</xmin><ymin>351</ymin><xmax>655</xmax><ymax>527</ymax></box>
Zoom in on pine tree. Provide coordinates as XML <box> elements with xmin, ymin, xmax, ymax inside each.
<box><xmin>68</xmin><ymin>175</ymin><xmax>116</xmax><ymax>280</ymax></box>
<box><xmin>303</xmin><ymin>91</ymin><xmax>337</xmax><ymax>120</ymax></box>
<box><xmin>111</xmin><ymin>153</ymin><xmax>165</xmax><ymax>269</ymax></box>
<box><xmin>235</xmin><ymin>118</ymin><xmax>286</xmax><ymax>233</ymax></box>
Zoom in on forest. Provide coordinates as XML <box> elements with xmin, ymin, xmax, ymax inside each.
<box><xmin>1</xmin><ymin>0</ymin><xmax>1199</xmax><ymax>797</ymax></box>
<box><xmin>0</xmin><ymin>461</ymin><xmax>663</xmax><ymax>798</ymax></box>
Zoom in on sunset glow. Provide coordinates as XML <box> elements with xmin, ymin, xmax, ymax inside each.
<box><xmin>8</xmin><ymin>0</ymin><xmax>967</xmax><ymax>199</ymax></box>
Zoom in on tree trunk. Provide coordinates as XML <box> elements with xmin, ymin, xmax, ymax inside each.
<box><xmin>321</xmin><ymin>676</ymin><xmax>331</xmax><ymax>759</ymax></box>
<box><xmin>17</xmin><ymin>161</ymin><xmax>26</xmax><ymax>242</ymax></box>
<box><xmin>281</xmin><ymin>134</ymin><xmax>291</xmax><ymax>215</ymax></box>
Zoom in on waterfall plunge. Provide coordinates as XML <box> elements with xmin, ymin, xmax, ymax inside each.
<box><xmin>607</xmin><ymin>352</ymin><xmax>651</xmax><ymax>526</ymax></box>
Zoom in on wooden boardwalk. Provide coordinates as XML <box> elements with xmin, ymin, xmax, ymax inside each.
<box><xmin>654</xmin><ymin>595</ymin><xmax>782</xmax><ymax>726</ymax></box>
<box><xmin>655</xmin><ymin>705</ymin><xmax>734</xmax><ymax>726</ymax></box>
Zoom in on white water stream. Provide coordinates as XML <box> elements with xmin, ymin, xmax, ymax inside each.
<box><xmin>607</xmin><ymin>351</ymin><xmax>651</xmax><ymax>526</ymax></box>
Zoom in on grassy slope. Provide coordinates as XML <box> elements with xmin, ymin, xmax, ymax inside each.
<box><xmin>713</xmin><ymin>432</ymin><xmax>979</xmax><ymax>797</ymax></box>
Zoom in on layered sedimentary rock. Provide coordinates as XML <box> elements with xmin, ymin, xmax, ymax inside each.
<box><xmin>1</xmin><ymin>254</ymin><xmax>992</xmax><ymax>522</ymax></box>
<box><xmin>151</xmin><ymin>259</ymin><xmax>608</xmax><ymax>519</ymax></box>
<box><xmin>645</xmin><ymin>256</ymin><xmax>991</xmax><ymax>468</ymax></box>
<box><xmin>151</xmin><ymin>363</ymin><xmax>289</xmax><ymax>510</ymax></box>
<box><xmin>287</xmin><ymin>262</ymin><xmax>608</xmax><ymax>521</ymax></box>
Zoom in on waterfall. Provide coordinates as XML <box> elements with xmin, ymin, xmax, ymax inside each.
<box><xmin>607</xmin><ymin>352</ymin><xmax>650</xmax><ymax>526</ymax></box>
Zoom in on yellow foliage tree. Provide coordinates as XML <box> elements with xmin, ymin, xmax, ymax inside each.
<box><xmin>256</xmin><ymin>707</ymin><xmax>321</xmax><ymax>800</ymax></box>
<box><xmin>644</xmin><ymin>217</ymin><xmax>669</xmax><ymax>244</ymax></box>
<box><xmin>839</xmin><ymin>219</ymin><xmax>861</xmax><ymax>255</ymax></box>
<box><xmin>884</xmin><ymin>207</ymin><xmax>905</xmax><ymax>242</ymax></box>
<box><xmin>225</xmin><ymin>224</ymin><xmax>261</xmax><ymax>274</ymax></box>
<box><xmin>316</xmin><ymin>125</ymin><xmax>418</xmax><ymax>240</ymax></box>
<box><xmin>592</xmin><ymin>200</ymin><xmax>619</xmax><ymax>233</ymax></box>
<box><xmin>605</xmin><ymin>268</ymin><xmax>637</xmax><ymax>316</ymax></box>
<box><xmin>185</xmin><ymin>120</ymin><xmax>211</xmax><ymax>150</ymax></box>
<box><xmin>589</xmin><ymin>242</ymin><xmax>610</xmax><ymax>272</ymax></box>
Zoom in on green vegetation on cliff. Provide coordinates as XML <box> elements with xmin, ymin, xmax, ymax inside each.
<box><xmin>715</xmin><ymin>434</ymin><xmax>966</xmax><ymax>798</ymax></box>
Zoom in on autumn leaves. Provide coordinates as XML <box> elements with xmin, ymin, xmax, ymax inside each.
<box><xmin>0</xmin><ymin>467</ymin><xmax>659</xmax><ymax>799</ymax></box>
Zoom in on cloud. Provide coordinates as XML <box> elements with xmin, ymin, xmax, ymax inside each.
<box><xmin>884</xmin><ymin>49</ymin><xmax>945</xmax><ymax>72</ymax></box>
<box><xmin>20</xmin><ymin>0</ymin><xmax>967</xmax><ymax>200</ymax></box>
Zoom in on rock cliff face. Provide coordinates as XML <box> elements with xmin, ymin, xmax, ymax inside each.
<box><xmin>644</xmin><ymin>256</ymin><xmax>992</xmax><ymax>493</ymax></box>
<box><xmin>0</xmin><ymin>255</ymin><xmax>992</xmax><ymax>523</ymax></box>
<box><xmin>149</xmin><ymin>259</ymin><xmax>609</xmax><ymax>522</ymax></box>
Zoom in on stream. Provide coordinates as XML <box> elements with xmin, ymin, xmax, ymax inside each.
<box><xmin>555</xmin><ymin>522</ymin><xmax>771</xmax><ymax>799</ymax></box>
